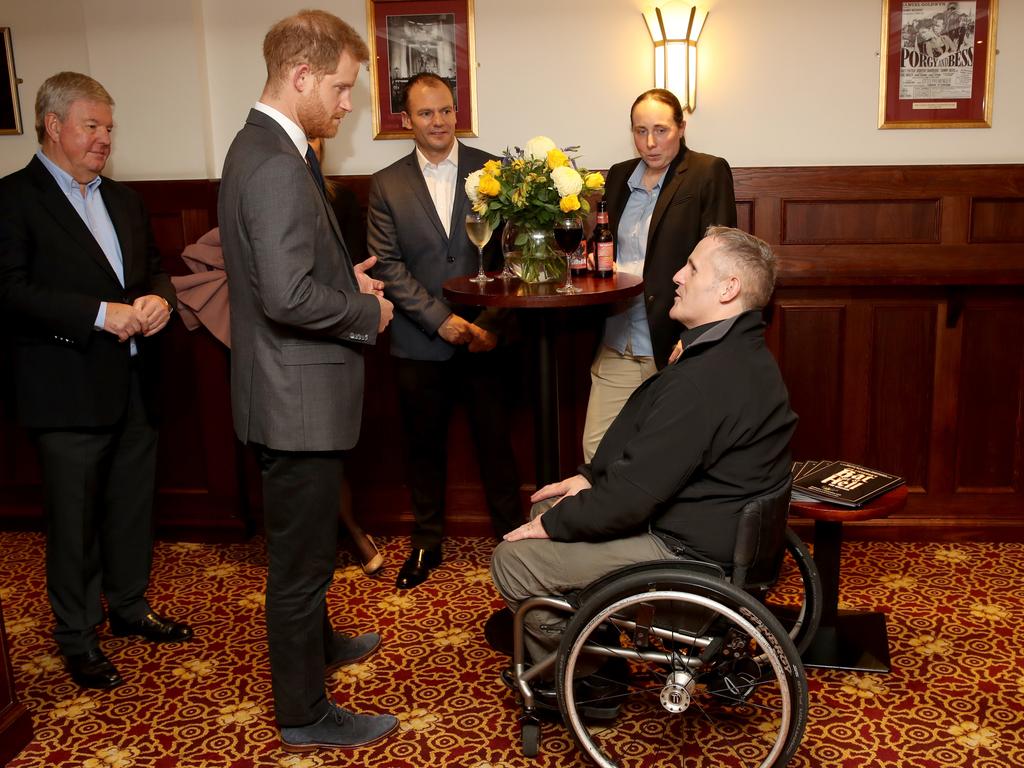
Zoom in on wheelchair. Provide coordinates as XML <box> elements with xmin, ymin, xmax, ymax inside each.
<box><xmin>507</xmin><ymin>481</ymin><xmax>821</xmax><ymax>767</ymax></box>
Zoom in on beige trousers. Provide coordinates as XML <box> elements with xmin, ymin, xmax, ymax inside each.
<box><xmin>581</xmin><ymin>345</ymin><xmax>658</xmax><ymax>462</ymax></box>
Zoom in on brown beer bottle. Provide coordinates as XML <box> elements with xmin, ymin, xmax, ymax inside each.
<box><xmin>593</xmin><ymin>199</ymin><xmax>615</xmax><ymax>278</ymax></box>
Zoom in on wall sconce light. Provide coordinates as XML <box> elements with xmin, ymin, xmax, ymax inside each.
<box><xmin>642</xmin><ymin>2</ymin><xmax>707</xmax><ymax>112</ymax></box>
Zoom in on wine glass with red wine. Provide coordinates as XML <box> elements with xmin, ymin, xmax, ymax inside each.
<box><xmin>554</xmin><ymin>215</ymin><xmax>584</xmax><ymax>295</ymax></box>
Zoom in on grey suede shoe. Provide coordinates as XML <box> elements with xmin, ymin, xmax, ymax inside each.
<box><xmin>326</xmin><ymin>632</ymin><xmax>381</xmax><ymax>673</ymax></box>
<box><xmin>280</xmin><ymin>703</ymin><xmax>398</xmax><ymax>752</ymax></box>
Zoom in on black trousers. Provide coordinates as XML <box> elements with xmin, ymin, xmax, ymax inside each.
<box><xmin>395</xmin><ymin>348</ymin><xmax>523</xmax><ymax>549</ymax></box>
<box><xmin>33</xmin><ymin>370</ymin><xmax>157</xmax><ymax>655</ymax></box>
<box><xmin>256</xmin><ymin>446</ymin><xmax>344</xmax><ymax>726</ymax></box>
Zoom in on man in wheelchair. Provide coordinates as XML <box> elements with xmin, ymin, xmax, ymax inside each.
<box><xmin>490</xmin><ymin>225</ymin><xmax>798</xmax><ymax>712</ymax></box>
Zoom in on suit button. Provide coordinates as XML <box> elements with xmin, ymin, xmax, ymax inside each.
<box><xmin>647</xmin><ymin>295</ymin><xmax>655</xmax><ymax>304</ymax></box>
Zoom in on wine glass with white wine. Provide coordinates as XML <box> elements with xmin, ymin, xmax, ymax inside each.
<box><xmin>465</xmin><ymin>211</ymin><xmax>494</xmax><ymax>284</ymax></box>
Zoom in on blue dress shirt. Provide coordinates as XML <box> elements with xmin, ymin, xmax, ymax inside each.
<box><xmin>602</xmin><ymin>162</ymin><xmax>667</xmax><ymax>358</ymax></box>
<box><xmin>35</xmin><ymin>149</ymin><xmax>135</xmax><ymax>354</ymax></box>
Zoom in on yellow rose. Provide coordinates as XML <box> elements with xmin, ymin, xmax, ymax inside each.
<box><xmin>512</xmin><ymin>158</ymin><xmax>526</xmax><ymax>170</ymax></box>
<box><xmin>546</xmin><ymin>149</ymin><xmax>569</xmax><ymax>169</ymax></box>
<box><xmin>473</xmin><ymin>200</ymin><xmax>488</xmax><ymax>215</ymax></box>
<box><xmin>584</xmin><ymin>172</ymin><xmax>605</xmax><ymax>190</ymax></box>
<box><xmin>559</xmin><ymin>194</ymin><xmax>581</xmax><ymax>213</ymax></box>
<box><xmin>483</xmin><ymin>159</ymin><xmax>502</xmax><ymax>176</ymax></box>
<box><xmin>478</xmin><ymin>174</ymin><xmax>501</xmax><ymax>197</ymax></box>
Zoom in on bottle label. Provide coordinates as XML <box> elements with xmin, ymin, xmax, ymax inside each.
<box><xmin>569</xmin><ymin>243</ymin><xmax>588</xmax><ymax>271</ymax></box>
<box><xmin>596</xmin><ymin>242</ymin><xmax>614</xmax><ymax>272</ymax></box>
<box><xmin>597</xmin><ymin>212</ymin><xmax>609</xmax><ymax>224</ymax></box>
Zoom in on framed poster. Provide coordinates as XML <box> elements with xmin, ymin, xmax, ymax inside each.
<box><xmin>879</xmin><ymin>0</ymin><xmax>998</xmax><ymax>128</ymax></box>
<box><xmin>0</xmin><ymin>28</ymin><xmax>23</xmax><ymax>135</ymax></box>
<box><xmin>366</xmin><ymin>0</ymin><xmax>478</xmax><ymax>139</ymax></box>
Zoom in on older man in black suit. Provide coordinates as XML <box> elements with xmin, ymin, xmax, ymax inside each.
<box><xmin>0</xmin><ymin>72</ymin><xmax>191</xmax><ymax>690</ymax></box>
<box><xmin>368</xmin><ymin>73</ymin><xmax>522</xmax><ymax>590</ymax></box>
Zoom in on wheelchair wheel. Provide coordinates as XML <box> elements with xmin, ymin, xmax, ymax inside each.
<box><xmin>761</xmin><ymin>529</ymin><xmax>822</xmax><ymax>655</ymax></box>
<box><xmin>555</xmin><ymin>567</ymin><xmax>808</xmax><ymax>768</ymax></box>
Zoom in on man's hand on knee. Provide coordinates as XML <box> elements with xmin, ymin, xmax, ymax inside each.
<box><xmin>530</xmin><ymin>474</ymin><xmax>591</xmax><ymax>504</ymax></box>
<box><xmin>503</xmin><ymin>513</ymin><xmax>550</xmax><ymax>542</ymax></box>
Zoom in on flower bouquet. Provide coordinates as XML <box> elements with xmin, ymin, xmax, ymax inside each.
<box><xmin>465</xmin><ymin>136</ymin><xmax>605</xmax><ymax>283</ymax></box>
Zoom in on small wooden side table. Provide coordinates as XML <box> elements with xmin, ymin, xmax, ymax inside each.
<box><xmin>790</xmin><ymin>485</ymin><xmax>908</xmax><ymax>673</ymax></box>
<box><xmin>444</xmin><ymin>273</ymin><xmax>643</xmax><ymax>487</ymax></box>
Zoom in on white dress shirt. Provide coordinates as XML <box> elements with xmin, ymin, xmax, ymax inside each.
<box><xmin>415</xmin><ymin>142</ymin><xmax>459</xmax><ymax>238</ymax></box>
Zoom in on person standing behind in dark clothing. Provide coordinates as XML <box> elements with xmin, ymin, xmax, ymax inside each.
<box><xmin>491</xmin><ymin>226</ymin><xmax>797</xmax><ymax>667</ymax></box>
<box><xmin>582</xmin><ymin>88</ymin><xmax>736</xmax><ymax>461</ymax></box>
<box><xmin>368</xmin><ymin>73</ymin><xmax>522</xmax><ymax>590</ymax></box>
<box><xmin>0</xmin><ymin>71</ymin><xmax>191</xmax><ymax>690</ymax></box>
<box><xmin>308</xmin><ymin>136</ymin><xmax>384</xmax><ymax>577</ymax></box>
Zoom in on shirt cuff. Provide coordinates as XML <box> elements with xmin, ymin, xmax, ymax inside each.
<box><xmin>94</xmin><ymin>302</ymin><xmax>107</xmax><ymax>330</ymax></box>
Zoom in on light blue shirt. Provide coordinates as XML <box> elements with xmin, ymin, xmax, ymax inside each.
<box><xmin>35</xmin><ymin>148</ymin><xmax>135</xmax><ymax>354</ymax></box>
<box><xmin>602</xmin><ymin>162</ymin><xmax>667</xmax><ymax>358</ymax></box>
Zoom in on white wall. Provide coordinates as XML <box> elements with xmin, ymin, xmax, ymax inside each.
<box><xmin>1</xmin><ymin>0</ymin><xmax>1021</xmax><ymax>180</ymax></box>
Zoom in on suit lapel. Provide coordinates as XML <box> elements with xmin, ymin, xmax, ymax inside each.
<box><xmin>28</xmin><ymin>158</ymin><xmax>122</xmax><ymax>286</ymax></box>
<box><xmin>100</xmin><ymin>181</ymin><xmax>132</xmax><ymax>285</ymax></box>
<box><xmin>609</xmin><ymin>159</ymin><xmax>640</xmax><ymax>229</ymax></box>
<box><xmin>404</xmin><ymin>150</ymin><xmax>448</xmax><ymax>242</ymax></box>
<box><xmin>246</xmin><ymin>109</ymin><xmax>350</xmax><ymax>262</ymax></box>
<box><xmin>647</xmin><ymin>146</ymin><xmax>689</xmax><ymax>254</ymax></box>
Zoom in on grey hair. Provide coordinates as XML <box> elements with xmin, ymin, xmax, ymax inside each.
<box><xmin>705</xmin><ymin>225</ymin><xmax>777</xmax><ymax>310</ymax></box>
<box><xmin>35</xmin><ymin>71</ymin><xmax>113</xmax><ymax>144</ymax></box>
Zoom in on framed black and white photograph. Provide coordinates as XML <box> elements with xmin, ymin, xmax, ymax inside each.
<box><xmin>0</xmin><ymin>28</ymin><xmax>23</xmax><ymax>135</ymax></box>
<box><xmin>367</xmin><ymin>0</ymin><xmax>478</xmax><ymax>139</ymax></box>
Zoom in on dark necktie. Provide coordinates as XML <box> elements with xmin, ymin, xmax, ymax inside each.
<box><xmin>304</xmin><ymin>145</ymin><xmax>326</xmax><ymax>195</ymax></box>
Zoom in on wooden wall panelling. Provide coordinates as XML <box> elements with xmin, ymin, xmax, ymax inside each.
<box><xmin>865</xmin><ymin>302</ymin><xmax>938</xmax><ymax>490</ymax></box>
<box><xmin>954</xmin><ymin>298</ymin><xmax>1024</xmax><ymax>493</ymax></box>
<box><xmin>769</xmin><ymin>301</ymin><xmax>846</xmax><ymax>461</ymax></box>
<box><xmin>781</xmin><ymin>199</ymin><xmax>941</xmax><ymax>244</ymax></box>
<box><xmin>3</xmin><ymin>166</ymin><xmax>1024</xmax><ymax>542</ymax></box>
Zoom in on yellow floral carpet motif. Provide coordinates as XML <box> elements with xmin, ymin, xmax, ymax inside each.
<box><xmin>2</xmin><ymin>533</ymin><xmax>1022</xmax><ymax>767</ymax></box>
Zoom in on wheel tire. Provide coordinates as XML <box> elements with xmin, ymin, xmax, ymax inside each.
<box><xmin>555</xmin><ymin>566</ymin><xmax>808</xmax><ymax>768</ymax></box>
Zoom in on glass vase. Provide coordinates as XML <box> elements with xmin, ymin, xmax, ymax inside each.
<box><xmin>500</xmin><ymin>219</ymin><xmax>566</xmax><ymax>284</ymax></box>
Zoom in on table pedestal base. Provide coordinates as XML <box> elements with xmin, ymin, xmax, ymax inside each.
<box><xmin>802</xmin><ymin>610</ymin><xmax>891</xmax><ymax>673</ymax></box>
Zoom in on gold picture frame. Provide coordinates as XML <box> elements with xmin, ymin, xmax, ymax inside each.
<box><xmin>0</xmin><ymin>28</ymin><xmax>23</xmax><ymax>135</ymax></box>
<box><xmin>366</xmin><ymin>0</ymin><xmax>478</xmax><ymax>139</ymax></box>
<box><xmin>879</xmin><ymin>0</ymin><xmax>998</xmax><ymax>129</ymax></box>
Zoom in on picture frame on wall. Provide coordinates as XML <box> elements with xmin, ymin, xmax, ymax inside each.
<box><xmin>366</xmin><ymin>0</ymin><xmax>478</xmax><ymax>139</ymax></box>
<box><xmin>878</xmin><ymin>0</ymin><xmax>998</xmax><ymax>128</ymax></box>
<box><xmin>0</xmin><ymin>28</ymin><xmax>23</xmax><ymax>135</ymax></box>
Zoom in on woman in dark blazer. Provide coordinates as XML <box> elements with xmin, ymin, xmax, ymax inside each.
<box><xmin>582</xmin><ymin>89</ymin><xmax>737</xmax><ymax>461</ymax></box>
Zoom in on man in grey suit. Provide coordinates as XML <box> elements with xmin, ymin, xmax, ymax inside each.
<box><xmin>368</xmin><ymin>73</ymin><xmax>522</xmax><ymax>590</ymax></box>
<box><xmin>218</xmin><ymin>10</ymin><xmax>396</xmax><ymax>752</ymax></box>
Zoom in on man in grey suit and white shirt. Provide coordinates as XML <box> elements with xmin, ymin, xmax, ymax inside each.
<box><xmin>368</xmin><ymin>73</ymin><xmax>522</xmax><ymax>590</ymax></box>
<box><xmin>218</xmin><ymin>10</ymin><xmax>396</xmax><ymax>752</ymax></box>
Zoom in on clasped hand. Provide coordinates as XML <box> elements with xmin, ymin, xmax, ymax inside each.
<box><xmin>438</xmin><ymin>314</ymin><xmax>497</xmax><ymax>352</ymax></box>
<box><xmin>103</xmin><ymin>295</ymin><xmax>171</xmax><ymax>342</ymax></box>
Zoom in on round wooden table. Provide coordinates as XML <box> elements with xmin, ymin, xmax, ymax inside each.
<box><xmin>443</xmin><ymin>273</ymin><xmax>643</xmax><ymax>486</ymax></box>
<box><xmin>790</xmin><ymin>484</ymin><xmax>909</xmax><ymax>673</ymax></box>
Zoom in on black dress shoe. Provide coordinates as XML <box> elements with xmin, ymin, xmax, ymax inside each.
<box><xmin>395</xmin><ymin>547</ymin><xmax>442</xmax><ymax>589</ymax></box>
<box><xmin>64</xmin><ymin>648</ymin><xmax>123</xmax><ymax>690</ymax></box>
<box><xmin>110</xmin><ymin>611</ymin><xmax>194</xmax><ymax>643</ymax></box>
<box><xmin>280</xmin><ymin>702</ymin><xmax>398</xmax><ymax>752</ymax></box>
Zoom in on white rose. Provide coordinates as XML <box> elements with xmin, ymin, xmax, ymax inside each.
<box><xmin>524</xmin><ymin>136</ymin><xmax>558</xmax><ymax>161</ymax></box>
<box><xmin>464</xmin><ymin>168</ymin><xmax>484</xmax><ymax>202</ymax></box>
<box><xmin>550</xmin><ymin>166</ymin><xmax>583</xmax><ymax>197</ymax></box>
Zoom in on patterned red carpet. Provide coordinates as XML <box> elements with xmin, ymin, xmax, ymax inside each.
<box><xmin>2</xmin><ymin>532</ymin><xmax>1022</xmax><ymax>767</ymax></box>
